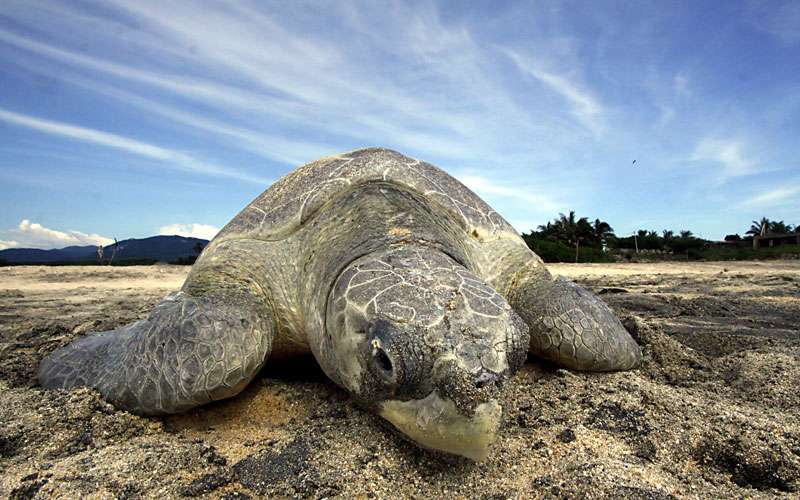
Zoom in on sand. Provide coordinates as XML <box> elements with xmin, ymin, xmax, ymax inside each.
<box><xmin>0</xmin><ymin>262</ymin><xmax>798</xmax><ymax>498</ymax></box>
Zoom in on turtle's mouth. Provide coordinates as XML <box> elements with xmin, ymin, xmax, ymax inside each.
<box><xmin>379</xmin><ymin>391</ymin><xmax>502</xmax><ymax>461</ymax></box>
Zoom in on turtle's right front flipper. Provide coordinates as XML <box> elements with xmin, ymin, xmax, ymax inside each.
<box><xmin>38</xmin><ymin>285</ymin><xmax>274</xmax><ymax>415</ymax></box>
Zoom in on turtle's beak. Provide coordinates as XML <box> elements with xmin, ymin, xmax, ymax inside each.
<box><xmin>379</xmin><ymin>391</ymin><xmax>502</xmax><ymax>461</ymax></box>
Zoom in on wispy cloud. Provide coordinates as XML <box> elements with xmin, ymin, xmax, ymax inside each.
<box><xmin>0</xmin><ymin>29</ymin><xmax>281</xmax><ymax>114</ymax></box>
<box><xmin>0</xmin><ymin>107</ymin><xmax>270</xmax><ymax>184</ymax></box>
<box><xmin>691</xmin><ymin>137</ymin><xmax>758</xmax><ymax>179</ymax></box>
<box><xmin>159</xmin><ymin>223</ymin><xmax>219</xmax><ymax>240</ymax></box>
<box><xmin>748</xmin><ymin>1</ymin><xmax>800</xmax><ymax>45</ymax></box>
<box><xmin>741</xmin><ymin>185</ymin><xmax>800</xmax><ymax>208</ymax></box>
<box><xmin>55</xmin><ymin>74</ymin><xmax>338</xmax><ymax>166</ymax></box>
<box><xmin>0</xmin><ymin>3</ymin><xmax>557</xmax><ymax>163</ymax></box>
<box><xmin>0</xmin><ymin>219</ymin><xmax>112</xmax><ymax>250</ymax></box>
<box><xmin>656</xmin><ymin>105</ymin><xmax>676</xmax><ymax>127</ymax></box>
<box><xmin>0</xmin><ymin>26</ymin><xmax>471</xmax><ymax>162</ymax></box>
<box><xmin>502</xmin><ymin>49</ymin><xmax>605</xmax><ymax>135</ymax></box>
<box><xmin>673</xmin><ymin>72</ymin><xmax>690</xmax><ymax>95</ymax></box>
<box><xmin>457</xmin><ymin>174</ymin><xmax>559</xmax><ymax>212</ymax></box>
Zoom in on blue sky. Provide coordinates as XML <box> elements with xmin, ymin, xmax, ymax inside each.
<box><xmin>1</xmin><ymin>0</ymin><xmax>798</xmax><ymax>249</ymax></box>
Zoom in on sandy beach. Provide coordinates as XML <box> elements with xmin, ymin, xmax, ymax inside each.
<box><xmin>1</xmin><ymin>261</ymin><xmax>798</xmax><ymax>498</ymax></box>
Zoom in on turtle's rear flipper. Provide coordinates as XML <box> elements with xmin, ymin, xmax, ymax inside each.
<box><xmin>509</xmin><ymin>276</ymin><xmax>641</xmax><ymax>371</ymax></box>
<box><xmin>38</xmin><ymin>287</ymin><xmax>273</xmax><ymax>415</ymax></box>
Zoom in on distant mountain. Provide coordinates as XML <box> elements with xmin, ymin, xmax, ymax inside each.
<box><xmin>0</xmin><ymin>235</ymin><xmax>209</xmax><ymax>265</ymax></box>
<box><xmin>0</xmin><ymin>245</ymin><xmax>96</xmax><ymax>263</ymax></box>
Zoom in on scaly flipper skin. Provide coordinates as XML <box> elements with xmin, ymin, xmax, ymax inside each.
<box><xmin>38</xmin><ymin>286</ymin><xmax>273</xmax><ymax>415</ymax></box>
<box><xmin>508</xmin><ymin>275</ymin><xmax>641</xmax><ymax>371</ymax></box>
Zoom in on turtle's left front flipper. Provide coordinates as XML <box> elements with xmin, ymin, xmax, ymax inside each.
<box><xmin>38</xmin><ymin>284</ymin><xmax>274</xmax><ymax>415</ymax></box>
<box><xmin>507</xmin><ymin>272</ymin><xmax>641</xmax><ymax>372</ymax></box>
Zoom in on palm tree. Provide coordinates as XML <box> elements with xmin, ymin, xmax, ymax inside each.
<box><xmin>536</xmin><ymin>221</ymin><xmax>559</xmax><ymax>240</ymax></box>
<box><xmin>770</xmin><ymin>220</ymin><xmax>793</xmax><ymax>234</ymax></box>
<box><xmin>662</xmin><ymin>230</ymin><xmax>674</xmax><ymax>251</ymax></box>
<box><xmin>634</xmin><ymin>229</ymin><xmax>659</xmax><ymax>250</ymax></box>
<box><xmin>556</xmin><ymin>212</ymin><xmax>576</xmax><ymax>242</ymax></box>
<box><xmin>550</xmin><ymin>211</ymin><xmax>591</xmax><ymax>262</ymax></box>
<box><xmin>575</xmin><ymin>217</ymin><xmax>593</xmax><ymax>262</ymax></box>
<box><xmin>679</xmin><ymin>230</ymin><xmax>693</xmax><ymax>239</ymax></box>
<box><xmin>645</xmin><ymin>230</ymin><xmax>660</xmax><ymax>250</ymax></box>
<box><xmin>590</xmin><ymin>219</ymin><xmax>614</xmax><ymax>252</ymax></box>
<box><xmin>747</xmin><ymin>217</ymin><xmax>770</xmax><ymax>237</ymax></box>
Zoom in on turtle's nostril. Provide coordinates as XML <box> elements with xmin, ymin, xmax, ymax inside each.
<box><xmin>474</xmin><ymin>371</ymin><xmax>499</xmax><ymax>389</ymax></box>
<box><xmin>374</xmin><ymin>347</ymin><xmax>393</xmax><ymax>373</ymax></box>
<box><xmin>370</xmin><ymin>337</ymin><xmax>397</xmax><ymax>384</ymax></box>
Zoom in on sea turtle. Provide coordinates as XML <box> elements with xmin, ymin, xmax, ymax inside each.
<box><xmin>39</xmin><ymin>148</ymin><xmax>641</xmax><ymax>461</ymax></box>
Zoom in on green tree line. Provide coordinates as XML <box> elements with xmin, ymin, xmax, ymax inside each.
<box><xmin>522</xmin><ymin>213</ymin><xmax>799</xmax><ymax>263</ymax></box>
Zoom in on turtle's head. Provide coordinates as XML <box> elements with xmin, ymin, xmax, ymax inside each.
<box><xmin>323</xmin><ymin>245</ymin><xmax>529</xmax><ymax>461</ymax></box>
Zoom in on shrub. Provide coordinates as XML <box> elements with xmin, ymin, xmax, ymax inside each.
<box><xmin>523</xmin><ymin>237</ymin><xmax>615</xmax><ymax>263</ymax></box>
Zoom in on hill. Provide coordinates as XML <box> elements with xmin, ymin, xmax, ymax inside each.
<box><xmin>0</xmin><ymin>235</ymin><xmax>208</xmax><ymax>265</ymax></box>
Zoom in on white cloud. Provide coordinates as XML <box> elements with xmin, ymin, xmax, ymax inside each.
<box><xmin>0</xmin><ymin>219</ymin><xmax>113</xmax><ymax>250</ymax></box>
<box><xmin>0</xmin><ymin>107</ymin><xmax>270</xmax><ymax>185</ymax></box>
<box><xmin>159</xmin><ymin>223</ymin><xmax>219</xmax><ymax>240</ymax></box>
<box><xmin>502</xmin><ymin>49</ymin><xmax>605</xmax><ymax>135</ymax></box>
<box><xmin>741</xmin><ymin>185</ymin><xmax>800</xmax><ymax>208</ymax></box>
<box><xmin>0</xmin><ymin>240</ymin><xmax>19</xmax><ymax>251</ymax></box>
<box><xmin>691</xmin><ymin>137</ymin><xmax>758</xmax><ymax>178</ymax></box>
<box><xmin>457</xmin><ymin>174</ymin><xmax>559</xmax><ymax>212</ymax></box>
